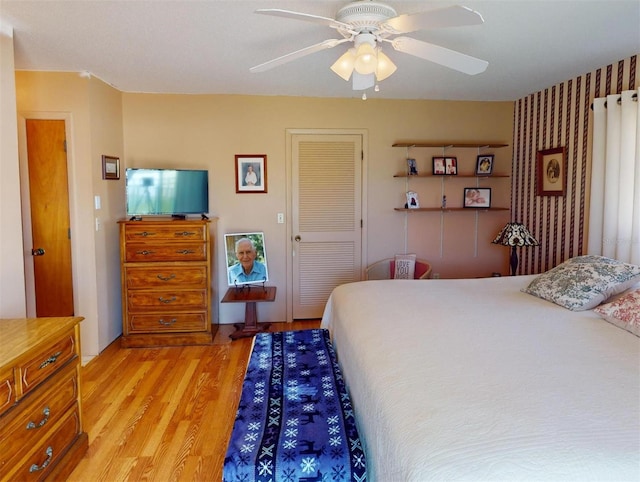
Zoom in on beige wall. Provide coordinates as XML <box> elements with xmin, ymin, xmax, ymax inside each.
<box><xmin>122</xmin><ymin>94</ymin><xmax>514</xmax><ymax>324</ymax></box>
<box><xmin>0</xmin><ymin>27</ymin><xmax>26</xmax><ymax>318</ymax></box>
<box><xmin>13</xmin><ymin>70</ymin><xmax>124</xmax><ymax>359</ymax></box>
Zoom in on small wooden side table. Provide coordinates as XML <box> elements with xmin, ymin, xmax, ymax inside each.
<box><xmin>222</xmin><ymin>286</ymin><xmax>277</xmax><ymax>340</ymax></box>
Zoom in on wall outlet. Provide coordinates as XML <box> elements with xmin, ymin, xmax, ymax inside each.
<box><xmin>277</xmin><ymin>213</ymin><xmax>284</xmax><ymax>224</ymax></box>
<box><xmin>432</xmin><ymin>272</ymin><xmax>440</xmax><ymax>279</ymax></box>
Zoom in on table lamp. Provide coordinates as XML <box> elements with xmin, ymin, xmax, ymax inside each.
<box><xmin>492</xmin><ymin>222</ymin><xmax>539</xmax><ymax>276</ymax></box>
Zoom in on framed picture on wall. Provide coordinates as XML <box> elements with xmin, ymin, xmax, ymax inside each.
<box><xmin>537</xmin><ymin>147</ymin><xmax>566</xmax><ymax>196</ymax></box>
<box><xmin>235</xmin><ymin>154</ymin><xmax>267</xmax><ymax>193</ymax></box>
<box><xmin>102</xmin><ymin>155</ymin><xmax>120</xmax><ymax>180</ymax></box>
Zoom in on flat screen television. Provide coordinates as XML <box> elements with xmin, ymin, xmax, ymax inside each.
<box><xmin>125</xmin><ymin>168</ymin><xmax>209</xmax><ymax>217</ymax></box>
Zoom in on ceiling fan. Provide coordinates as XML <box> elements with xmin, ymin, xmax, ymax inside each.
<box><xmin>250</xmin><ymin>1</ymin><xmax>489</xmax><ymax>91</ymax></box>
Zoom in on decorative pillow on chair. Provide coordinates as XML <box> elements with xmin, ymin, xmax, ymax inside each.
<box><xmin>522</xmin><ymin>255</ymin><xmax>640</xmax><ymax>311</ymax></box>
<box><xmin>594</xmin><ymin>289</ymin><xmax>640</xmax><ymax>336</ymax></box>
<box><xmin>393</xmin><ymin>254</ymin><xmax>416</xmax><ymax>279</ymax></box>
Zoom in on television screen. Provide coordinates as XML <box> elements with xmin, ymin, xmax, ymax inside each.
<box><xmin>126</xmin><ymin>168</ymin><xmax>209</xmax><ymax>216</ymax></box>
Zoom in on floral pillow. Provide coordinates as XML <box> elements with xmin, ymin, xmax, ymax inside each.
<box><xmin>522</xmin><ymin>255</ymin><xmax>640</xmax><ymax>311</ymax></box>
<box><xmin>594</xmin><ymin>289</ymin><xmax>640</xmax><ymax>336</ymax></box>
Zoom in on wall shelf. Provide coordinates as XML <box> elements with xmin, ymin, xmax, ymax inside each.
<box><xmin>395</xmin><ymin>207</ymin><xmax>509</xmax><ymax>212</ymax></box>
<box><xmin>394</xmin><ymin>174</ymin><xmax>510</xmax><ymax>178</ymax></box>
<box><xmin>392</xmin><ymin>142</ymin><xmax>509</xmax><ymax>149</ymax></box>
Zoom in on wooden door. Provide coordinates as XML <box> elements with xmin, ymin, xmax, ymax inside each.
<box><xmin>25</xmin><ymin>119</ymin><xmax>74</xmax><ymax>316</ymax></box>
<box><xmin>291</xmin><ymin>134</ymin><xmax>363</xmax><ymax>319</ymax></box>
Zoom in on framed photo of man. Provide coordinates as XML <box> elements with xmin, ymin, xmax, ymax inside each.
<box><xmin>225</xmin><ymin>232</ymin><xmax>269</xmax><ymax>286</ymax></box>
<box><xmin>235</xmin><ymin>154</ymin><xmax>267</xmax><ymax>193</ymax></box>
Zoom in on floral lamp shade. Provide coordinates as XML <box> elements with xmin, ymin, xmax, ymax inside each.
<box><xmin>492</xmin><ymin>222</ymin><xmax>539</xmax><ymax>275</ymax></box>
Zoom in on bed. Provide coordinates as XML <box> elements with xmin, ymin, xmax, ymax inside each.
<box><xmin>321</xmin><ymin>258</ymin><xmax>640</xmax><ymax>481</ymax></box>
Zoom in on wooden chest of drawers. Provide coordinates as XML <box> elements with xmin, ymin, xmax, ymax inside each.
<box><xmin>0</xmin><ymin>317</ymin><xmax>87</xmax><ymax>481</ymax></box>
<box><xmin>119</xmin><ymin>218</ymin><xmax>217</xmax><ymax>347</ymax></box>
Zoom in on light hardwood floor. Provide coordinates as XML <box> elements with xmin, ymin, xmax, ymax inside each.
<box><xmin>68</xmin><ymin>321</ymin><xmax>320</xmax><ymax>481</ymax></box>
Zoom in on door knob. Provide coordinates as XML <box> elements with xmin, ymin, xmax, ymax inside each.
<box><xmin>32</xmin><ymin>248</ymin><xmax>45</xmax><ymax>256</ymax></box>
<box><xmin>294</xmin><ymin>235</ymin><xmax>301</xmax><ymax>242</ymax></box>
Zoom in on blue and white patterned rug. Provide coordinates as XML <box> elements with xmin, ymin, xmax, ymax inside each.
<box><xmin>223</xmin><ymin>329</ymin><xmax>367</xmax><ymax>481</ymax></box>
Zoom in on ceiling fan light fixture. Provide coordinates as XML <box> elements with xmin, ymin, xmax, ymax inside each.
<box><xmin>330</xmin><ymin>47</ymin><xmax>356</xmax><ymax>81</ymax></box>
<box><xmin>354</xmin><ymin>42</ymin><xmax>377</xmax><ymax>75</ymax></box>
<box><xmin>375</xmin><ymin>49</ymin><xmax>396</xmax><ymax>81</ymax></box>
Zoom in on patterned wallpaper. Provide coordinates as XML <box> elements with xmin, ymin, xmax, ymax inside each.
<box><xmin>511</xmin><ymin>55</ymin><xmax>638</xmax><ymax>275</ymax></box>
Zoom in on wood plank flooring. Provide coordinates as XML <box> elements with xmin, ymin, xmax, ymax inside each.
<box><xmin>68</xmin><ymin>321</ymin><xmax>320</xmax><ymax>481</ymax></box>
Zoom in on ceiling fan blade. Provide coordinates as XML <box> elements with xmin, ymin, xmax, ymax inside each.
<box><xmin>352</xmin><ymin>72</ymin><xmax>375</xmax><ymax>91</ymax></box>
<box><xmin>381</xmin><ymin>5</ymin><xmax>484</xmax><ymax>35</ymax></box>
<box><xmin>255</xmin><ymin>8</ymin><xmax>353</xmax><ymax>32</ymax></box>
<box><xmin>391</xmin><ymin>37</ymin><xmax>488</xmax><ymax>75</ymax></box>
<box><xmin>250</xmin><ymin>39</ymin><xmax>347</xmax><ymax>73</ymax></box>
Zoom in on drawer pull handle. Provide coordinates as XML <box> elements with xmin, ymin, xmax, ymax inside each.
<box><xmin>39</xmin><ymin>351</ymin><xmax>62</xmax><ymax>369</ymax></box>
<box><xmin>136</xmin><ymin>250</ymin><xmax>156</xmax><ymax>256</ymax></box>
<box><xmin>159</xmin><ymin>318</ymin><xmax>178</xmax><ymax>325</ymax></box>
<box><xmin>177</xmin><ymin>249</ymin><xmax>195</xmax><ymax>255</ymax></box>
<box><xmin>3</xmin><ymin>380</ymin><xmax>11</xmax><ymax>406</ymax></box>
<box><xmin>157</xmin><ymin>273</ymin><xmax>176</xmax><ymax>281</ymax></box>
<box><xmin>29</xmin><ymin>446</ymin><xmax>53</xmax><ymax>473</ymax></box>
<box><xmin>26</xmin><ymin>406</ymin><xmax>50</xmax><ymax>430</ymax></box>
<box><xmin>135</xmin><ymin>231</ymin><xmax>156</xmax><ymax>237</ymax></box>
<box><xmin>159</xmin><ymin>296</ymin><xmax>177</xmax><ymax>304</ymax></box>
<box><xmin>175</xmin><ymin>231</ymin><xmax>196</xmax><ymax>237</ymax></box>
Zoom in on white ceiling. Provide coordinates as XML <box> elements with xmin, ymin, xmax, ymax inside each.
<box><xmin>1</xmin><ymin>0</ymin><xmax>638</xmax><ymax>101</ymax></box>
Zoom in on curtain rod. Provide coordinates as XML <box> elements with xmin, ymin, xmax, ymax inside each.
<box><xmin>590</xmin><ymin>92</ymin><xmax>638</xmax><ymax>110</ymax></box>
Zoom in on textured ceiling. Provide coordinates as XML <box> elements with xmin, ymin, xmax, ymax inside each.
<box><xmin>1</xmin><ymin>0</ymin><xmax>638</xmax><ymax>101</ymax></box>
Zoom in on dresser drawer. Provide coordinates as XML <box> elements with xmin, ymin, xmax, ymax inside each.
<box><xmin>17</xmin><ymin>330</ymin><xmax>77</xmax><ymax>399</ymax></box>
<box><xmin>127</xmin><ymin>290</ymin><xmax>208</xmax><ymax>312</ymax></box>
<box><xmin>5</xmin><ymin>404</ymin><xmax>81</xmax><ymax>481</ymax></box>
<box><xmin>124</xmin><ymin>242</ymin><xmax>207</xmax><ymax>262</ymax></box>
<box><xmin>124</xmin><ymin>224</ymin><xmax>206</xmax><ymax>242</ymax></box>
<box><xmin>0</xmin><ymin>363</ymin><xmax>78</xmax><ymax>471</ymax></box>
<box><xmin>128</xmin><ymin>313</ymin><xmax>208</xmax><ymax>333</ymax></box>
<box><xmin>0</xmin><ymin>368</ymin><xmax>14</xmax><ymax>416</ymax></box>
<box><xmin>125</xmin><ymin>265</ymin><xmax>207</xmax><ymax>289</ymax></box>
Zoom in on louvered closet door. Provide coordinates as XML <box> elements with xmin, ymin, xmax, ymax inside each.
<box><xmin>292</xmin><ymin>134</ymin><xmax>363</xmax><ymax>319</ymax></box>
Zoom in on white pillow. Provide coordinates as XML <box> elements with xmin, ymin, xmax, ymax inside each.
<box><xmin>522</xmin><ymin>255</ymin><xmax>640</xmax><ymax>311</ymax></box>
<box><xmin>393</xmin><ymin>254</ymin><xmax>416</xmax><ymax>279</ymax></box>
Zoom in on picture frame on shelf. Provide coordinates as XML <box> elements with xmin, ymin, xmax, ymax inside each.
<box><xmin>102</xmin><ymin>155</ymin><xmax>120</xmax><ymax>180</ymax></box>
<box><xmin>463</xmin><ymin>187</ymin><xmax>492</xmax><ymax>208</ymax></box>
<box><xmin>476</xmin><ymin>155</ymin><xmax>494</xmax><ymax>175</ymax></box>
<box><xmin>407</xmin><ymin>158</ymin><xmax>418</xmax><ymax>175</ymax></box>
<box><xmin>432</xmin><ymin>156</ymin><xmax>458</xmax><ymax>175</ymax></box>
<box><xmin>536</xmin><ymin>147</ymin><xmax>566</xmax><ymax>196</ymax></box>
<box><xmin>235</xmin><ymin>154</ymin><xmax>267</xmax><ymax>193</ymax></box>
<box><xmin>445</xmin><ymin>157</ymin><xmax>458</xmax><ymax>175</ymax></box>
<box><xmin>406</xmin><ymin>191</ymin><xmax>420</xmax><ymax>209</ymax></box>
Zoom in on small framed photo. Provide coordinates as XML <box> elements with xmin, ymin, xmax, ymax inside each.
<box><xmin>406</xmin><ymin>191</ymin><xmax>420</xmax><ymax>209</ymax></box>
<box><xmin>537</xmin><ymin>147</ymin><xmax>566</xmax><ymax>196</ymax></box>
<box><xmin>407</xmin><ymin>158</ymin><xmax>418</xmax><ymax>175</ymax></box>
<box><xmin>235</xmin><ymin>154</ymin><xmax>267</xmax><ymax>193</ymax></box>
<box><xmin>102</xmin><ymin>155</ymin><xmax>120</xmax><ymax>180</ymax></box>
<box><xmin>463</xmin><ymin>187</ymin><xmax>492</xmax><ymax>208</ymax></box>
<box><xmin>224</xmin><ymin>232</ymin><xmax>269</xmax><ymax>286</ymax></box>
<box><xmin>476</xmin><ymin>155</ymin><xmax>494</xmax><ymax>175</ymax></box>
<box><xmin>433</xmin><ymin>157</ymin><xmax>457</xmax><ymax>175</ymax></box>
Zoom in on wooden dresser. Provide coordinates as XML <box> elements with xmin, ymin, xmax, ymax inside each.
<box><xmin>119</xmin><ymin>218</ymin><xmax>217</xmax><ymax>347</ymax></box>
<box><xmin>0</xmin><ymin>316</ymin><xmax>87</xmax><ymax>481</ymax></box>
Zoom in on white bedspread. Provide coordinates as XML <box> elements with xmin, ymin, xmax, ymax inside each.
<box><xmin>321</xmin><ymin>275</ymin><xmax>640</xmax><ymax>481</ymax></box>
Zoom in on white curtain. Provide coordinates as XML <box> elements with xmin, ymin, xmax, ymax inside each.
<box><xmin>588</xmin><ymin>89</ymin><xmax>640</xmax><ymax>264</ymax></box>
